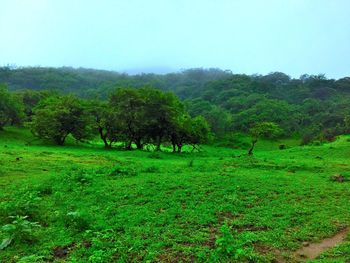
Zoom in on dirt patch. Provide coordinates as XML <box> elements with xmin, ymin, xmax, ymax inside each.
<box><xmin>52</xmin><ymin>243</ymin><xmax>75</xmax><ymax>259</ymax></box>
<box><xmin>294</xmin><ymin>227</ymin><xmax>349</xmax><ymax>260</ymax></box>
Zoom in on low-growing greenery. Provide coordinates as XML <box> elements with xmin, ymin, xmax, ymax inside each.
<box><xmin>0</xmin><ymin>127</ymin><xmax>349</xmax><ymax>262</ymax></box>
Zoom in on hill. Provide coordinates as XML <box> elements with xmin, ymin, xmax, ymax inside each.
<box><xmin>1</xmin><ymin>66</ymin><xmax>350</xmax><ymax>141</ymax></box>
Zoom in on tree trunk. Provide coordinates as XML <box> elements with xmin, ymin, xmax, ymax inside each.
<box><xmin>126</xmin><ymin>140</ymin><xmax>132</xmax><ymax>150</ymax></box>
<box><xmin>98</xmin><ymin>127</ymin><xmax>109</xmax><ymax>148</ymax></box>
<box><xmin>135</xmin><ymin>138</ymin><xmax>143</xmax><ymax>150</ymax></box>
<box><xmin>55</xmin><ymin>136</ymin><xmax>66</xmax><ymax>146</ymax></box>
<box><xmin>248</xmin><ymin>138</ymin><xmax>257</xmax><ymax>155</ymax></box>
<box><xmin>156</xmin><ymin>136</ymin><xmax>162</xmax><ymax>151</ymax></box>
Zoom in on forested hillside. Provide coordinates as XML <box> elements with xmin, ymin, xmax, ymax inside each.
<box><xmin>1</xmin><ymin>66</ymin><xmax>350</xmax><ymax>143</ymax></box>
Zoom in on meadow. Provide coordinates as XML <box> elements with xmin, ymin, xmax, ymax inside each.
<box><xmin>0</xmin><ymin>127</ymin><xmax>349</xmax><ymax>262</ymax></box>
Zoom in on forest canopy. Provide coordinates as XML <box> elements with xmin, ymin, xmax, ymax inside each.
<box><xmin>1</xmin><ymin>66</ymin><xmax>350</xmax><ymax>147</ymax></box>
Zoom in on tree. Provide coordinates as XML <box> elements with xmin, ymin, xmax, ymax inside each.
<box><xmin>88</xmin><ymin>100</ymin><xmax>121</xmax><ymax>148</ymax></box>
<box><xmin>0</xmin><ymin>84</ymin><xmax>24</xmax><ymax>130</ymax></box>
<box><xmin>109</xmin><ymin>88</ymin><xmax>147</xmax><ymax>150</ymax></box>
<box><xmin>15</xmin><ymin>89</ymin><xmax>56</xmax><ymax>121</ymax></box>
<box><xmin>143</xmin><ymin>88</ymin><xmax>185</xmax><ymax>151</ymax></box>
<box><xmin>169</xmin><ymin>115</ymin><xmax>210</xmax><ymax>153</ymax></box>
<box><xmin>186</xmin><ymin>116</ymin><xmax>210</xmax><ymax>151</ymax></box>
<box><xmin>248</xmin><ymin>122</ymin><xmax>282</xmax><ymax>155</ymax></box>
<box><xmin>345</xmin><ymin>116</ymin><xmax>350</xmax><ymax>134</ymax></box>
<box><xmin>30</xmin><ymin>95</ymin><xmax>92</xmax><ymax>145</ymax></box>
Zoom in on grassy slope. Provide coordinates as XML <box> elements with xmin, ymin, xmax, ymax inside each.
<box><xmin>0</xmin><ymin>128</ymin><xmax>349</xmax><ymax>262</ymax></box>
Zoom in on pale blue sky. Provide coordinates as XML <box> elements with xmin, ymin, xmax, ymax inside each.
<box><xmin>0</xmin><ymin>0</ymin><xmax>349</xmax><ymax>78</ymax></box>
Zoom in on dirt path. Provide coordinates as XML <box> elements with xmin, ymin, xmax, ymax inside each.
<box><xmin>294</xmin><ymin>227</ymin><xmax>349</xmax><ymax>261</ymax></box>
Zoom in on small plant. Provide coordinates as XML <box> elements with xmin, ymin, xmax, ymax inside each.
<box><xmin>64</xmin><ymin>211</ymin><xmax>91</xmax><ymax>232</ymax></box>
<box><xmin>66</xmin><ymin>168</ymin><xmax>94</xmax><ymax>185</ymax></box>
<box><xmin>36</xmin><ymin>183</ymin><xmax>53</xmax><ymax>196</ymax></box>
<box><xmin>188</xmin><ymin>159</ymin><xmax>194</xmax><ymax>167</ymax></box>
<box><xmin>214</xmin><ymin>223</ymin><xmax>255</xmax><ymax>261</ymax></box>
<box><xmin>0</xmin><ymin>215</ymin><xmax>41</xmax><ymax>250</ymax></box>
<box><xmin>108</xmin><ymin>165</ymin><xmax>137</xmax><ymax>177</ymax></box>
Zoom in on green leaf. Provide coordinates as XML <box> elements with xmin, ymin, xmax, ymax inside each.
<box><xmin>0</xmin><ymin>237</ymin><xmax>13</xmax><ymax>250</ymax></box>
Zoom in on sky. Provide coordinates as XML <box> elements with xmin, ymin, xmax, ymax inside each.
<box><xmin>0</xmin><ymin>0</ymin><xmax>350</xmax><ymax>78</ymax></box>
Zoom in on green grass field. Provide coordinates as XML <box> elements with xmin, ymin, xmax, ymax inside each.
<box><xmin>0</xmin><ymin>127</ymin><xmax>349</xmax><ymax>262</ymax></box>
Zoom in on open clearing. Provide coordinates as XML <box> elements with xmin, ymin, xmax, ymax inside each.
<box><xmin>0</xmin><ymin>128</ymin><xmax>349</xmax><ymax>262</ymax></box>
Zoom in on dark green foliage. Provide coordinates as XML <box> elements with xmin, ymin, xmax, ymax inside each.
<box><xmin>2</xmin><ymin>67</ymin><xmax>350</xmax><ymax>140</ymax></box>
<box><xmin>29</xmin><ymin>95</ymin><xmax>93</xmax><ymax>145</ymax></box>
<box><xmin>0</xmin><ymin>84</ymin><xmax>24</xmax><ymax>129</ymax></box>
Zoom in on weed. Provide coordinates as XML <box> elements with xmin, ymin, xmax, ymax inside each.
<box><xmin>108</xmin><ymin>165</ymin><xmax>138</xmax><ymax>177</ymax></box>
<box><xmin>64</xmin><ymin>211</ymin><xmax>91</xmax><ymax>232</ymax></box>
<box><xmin>0</xmin><ymin>216</ymin><xmax>41</xmax><ymax>250</ymax></box>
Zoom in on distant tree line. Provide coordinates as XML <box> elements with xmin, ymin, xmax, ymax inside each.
<box><xmin>1</xmin><ymin>67</ymin><xmax>350</xmax><ymax>146</ymax></box>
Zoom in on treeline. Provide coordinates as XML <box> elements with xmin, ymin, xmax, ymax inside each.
<box><xmin>0</xmin><ymin>84</ymin><xmax>209</xmax><ymax>151</ymax></box>
<box><xmin>1</xmin><ymin>67</ymin><xmax>350</xmax><ymax>144</ymax></box>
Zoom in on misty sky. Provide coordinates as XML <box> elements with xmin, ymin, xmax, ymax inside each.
<box><xmin>1</xmin><ymin>0</ymin><xmax>350</xmax><ymax>78</ymax></box>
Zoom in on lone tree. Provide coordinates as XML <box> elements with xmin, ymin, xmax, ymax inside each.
<box><xmin>248</xmin><ymin>121</ymin><xmax>282</xmax><ymax>155</ymax></box>
<box><xmin>0</xmin><ymin>84</ymin><xmax>24</xmax><ymax>130</ymax></box>
<box><xmin>30</xmin><ymin>95</ymin><xmax>92</xmax><ymax>145</ymax></box>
